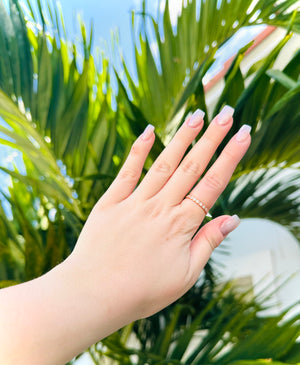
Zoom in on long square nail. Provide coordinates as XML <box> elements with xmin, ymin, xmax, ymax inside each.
<box><xmin>236</xmin><ymin>124</ymin><xmax>251</xmax><ymax>142</ymax></box>
<box><xmin>141</xmin><ymin>124</ymin><xmax>155</xmax><ymax>141</ymax></box>
<box><xmin>187</xmin><ymin>109</ymin><xmax>205</xmax><ymax>128</ymax></box>
<box><xmin>217</xmin><ymin>105</ymin><xmax>234</xmax><ymax>125</ymax></box>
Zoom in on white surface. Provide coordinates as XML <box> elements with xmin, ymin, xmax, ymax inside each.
<box><xmin>213</xmin><ymin>218</ymin><xmax>300</xmax><ymax>316</ymax></box>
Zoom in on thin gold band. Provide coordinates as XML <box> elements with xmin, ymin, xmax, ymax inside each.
<box><xmin>186</xmin><ymin>194</ymin><xmax>209</xmax><ymax>215</ymax></box>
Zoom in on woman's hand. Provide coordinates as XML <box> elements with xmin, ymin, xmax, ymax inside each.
<box><xmin>0</xmin><ymin>106</ymin><xmax>251</xmax><ymax>365</ymax></box>
<box><xmin>71</xmin><ymin>105</ymin><xmax>251</xmax><ymax>320</ymax></box>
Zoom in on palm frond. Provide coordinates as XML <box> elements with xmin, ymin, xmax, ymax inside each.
<box><xmin>213</xmin><ymin>168</ymin><xmax>300</xmax><ymax>240</ymax></box>
<box><xmin>99</xmin><ymin>282</ymin><xmax>300</xmax><ymax>365</ymax></box>
<box><xmin>0</xmin><ymin>175</ymin><xmax>76</xmax><ymax>283</ymax></box>
<box><xmin>118</xmin><ymin>0</ymin><xmax>300</xmax><ymax>135</ymax></box>
<box><xmin>0</xmin><ymin>90</ymin><xmax>84</xmax><ymax>218</ymax></box>
<box><xmin>231</xmin><ymin>47</ymin><xmax>300</xmax><ymax>172</ymax></box>
<box><xmin>0</xmin><ymin>0</ymin><xmax>124</xmax><ymax>211</ymax></box>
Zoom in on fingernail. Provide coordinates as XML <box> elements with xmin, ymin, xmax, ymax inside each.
<box><xmin>220</xmin><ymin>215</ymin><xmax>241</xmax><ymax>236</ymax></box>
<box><xmin>216</xmin><ymin>105</ymin><xmax>234</xmax><ymax>125</ymax></box>
<box><xmin>236</xmin><ymin>124</ymin><xmax>252</xmax><ymax>142</ymax></box>
<box><xmin>141</xmin><ymin>124</ymin><xmax>155</xmax><ymax>141</ymax></box>
<box><xmin>187</xmin><ymin>109</ymin><xmax>205</xmax><ymax>128</ymax></box>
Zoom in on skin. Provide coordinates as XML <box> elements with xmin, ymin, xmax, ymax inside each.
<box><xmin>0</xmin><ymin>107</ymin><xmax>251</xmax><ymax>365</ymax></box>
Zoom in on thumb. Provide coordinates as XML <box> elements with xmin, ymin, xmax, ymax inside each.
<box><xmin>190</xmin><ymin>215</ymin><xmax>240</xmax><ymax>277</ymax></box>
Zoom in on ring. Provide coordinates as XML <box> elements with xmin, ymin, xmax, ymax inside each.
<box><xmin>186</xmin><ymin>194</ymin><xmax>209</xmax><ymax>215</ymax></box>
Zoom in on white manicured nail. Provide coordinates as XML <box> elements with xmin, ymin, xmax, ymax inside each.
<box><xmin>217</xmin><ymin>105</ymin><xmax>234</xmax><ymax>125</ymax></box>
<box><xmin>220</xmin><ymin>215</ymin><xmax>241</xmax><ymax>236</ymax></box>
<box><xmin>236</xmin><ymin>124</ymin><xmax>252</xmax><ymax>142</ymax></box>
<box><xmin>141</xmin><ymin>124</ymin><xmax>155</xmax><ymax>141</ymax></box>
<box><xmin>187</xmin><ymin>109</ymin><xmax>205</xmax><ymax>128</ymax></box>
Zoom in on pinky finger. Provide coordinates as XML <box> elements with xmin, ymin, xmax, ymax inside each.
<box><xmin>98</xmin><ymin>125</ymin><xmax>155</xmax><ymax>207</ymax></box>
<box><xmin>189</xmin><ymin>215</ymin><xmax>241</xmax><ymax>280</ymax></box>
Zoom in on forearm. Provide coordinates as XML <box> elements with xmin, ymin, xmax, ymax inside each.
<box><xmin>0</xmin><ymin>257</ymin><xmax>130</xmax><ymax>365</ymax></box>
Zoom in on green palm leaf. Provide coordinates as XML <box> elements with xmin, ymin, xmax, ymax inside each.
<box><xmin>118</xmin><ymin>0</ymin><xmax>300</xmax><ymax>135</ymax></box>
<box><xmin>0</xmin><ymin>89</ymin><xmax>84</xmax><ymax>218</ymax></box>
<box><xmin>100</xmin><ymin>283</ymin><xmax>300</xmax><ymax>365</ymax></box>
<box><xmin>0</xmin><ymin>0</ymin><xmax>124</xmax><ymax>211</ymax></box>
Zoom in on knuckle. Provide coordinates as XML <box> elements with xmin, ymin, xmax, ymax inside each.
<box><xmin>205</xmin><ymin>235</ymin><xmax>217</xmax><ymax>251</ymax></box>
<box><xmin>119</xmin><ymin>168</ymin><xmax>138</xmax><ymax>180</ymax></box>
<box><xmin>130</xmin><ymin>142</ymin><xmax>141</xmax><ymax>156</ymax></box>
<box><xmin>203</xmin><ymin>173</ymin><xmax>223</xmax><ymax>191</ymax></box>
<box><xmin>142</xmin><ymin>198</ymin><xmax>165</xmax><ymax>219</ymax></box>
<box><xmin>181</xmin><ymin>159</ymin><xmax>201</xmax><ymax>176</ymax></box>
<box><xmin>202</xmin><ymin>135</ymin><xmax>217</xmax><ymax>148</ymax></box>
<box><xmin>147</xmin><ymin>202</ymin><xmax>163</xmax><ymax>219</ymax></box>
<box><xmin>169</xmin><ymin>211</ymin><xmax>192</xmax><ymax>235</ymax></box>
<box><xmin>172</xmin><ymin>136</ymin><xmax>187</xmax><ymax>150</ymax></box>
<box><xmin>203</xmin><ymin>229</ymin><xmax>221</xmax><ymax>251</ymax></box>
<box><xmin>154</xmin><ymin>161</ymin><xmax>172</xmax><ymax>174</ymax></box>
<box><xmin>171</xmin><ymin>211</ymin><xmax>185</xmax><ymax>226</ymax></box>
<box><xmin>222</xmin><ymin>149</ymin><xmax>236</xmax><ymax>163</ymax></box>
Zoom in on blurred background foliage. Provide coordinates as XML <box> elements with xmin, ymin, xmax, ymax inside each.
<box><xmin>0</xmin><ymin>0</ymin><xmax>300</xmax><ymax>364</ymax></box>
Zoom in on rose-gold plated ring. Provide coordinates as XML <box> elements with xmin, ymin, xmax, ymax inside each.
<box><xmin>186</xmin><ymin>194</ymin><xmax>209</xmax><ymax>215</ymax></box>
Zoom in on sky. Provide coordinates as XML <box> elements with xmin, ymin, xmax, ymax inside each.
<box><xmin>58</xmin><ymin>0</ymin><xmax>152</xmax><ymax>69</ymax></box>
<box><xmin>47</xmin><ymin>0</ymin><xmax>263</xmax><ymax>79</ymax></box>
<box><xmin>37</xmin><ymin>0</ymin><xmax>185</xmax><ymax>78</ymax></box>
<box><xmin>1</xmin><ymin>0</ymin><xmax>265</xmax><ymax>81</ymax></box>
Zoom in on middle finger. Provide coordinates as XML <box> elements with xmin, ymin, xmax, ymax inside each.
<box><xmin>135</xmin><ymin>109</ymin><xmax>205</xmax><ymax>199</ymax></box>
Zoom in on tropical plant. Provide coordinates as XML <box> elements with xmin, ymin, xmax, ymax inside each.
<box><xmin>88</xmin><ymin>282</ymin><xmax>300</xmax><ymax>365</ymax></box>
<box><xmin>0</xmin><ymin>0</ymin><xmax>300</xmax><ymax>364</ymax></box>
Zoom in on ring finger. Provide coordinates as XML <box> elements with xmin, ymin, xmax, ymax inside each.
<box><xmin>181</xmin><ymin>124</ymin><xmax>252</xmax><ymax>218</ymax></box>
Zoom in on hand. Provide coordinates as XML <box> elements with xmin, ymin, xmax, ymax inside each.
<box><xmin>0</xmin><ymin>106</ymin><xmax>251</xmax><ymax>365</ymax></box>
<box><xmin>70</xmin><ymin>105</ymin><xmax>251</xmax><ymax>320</ymax></box>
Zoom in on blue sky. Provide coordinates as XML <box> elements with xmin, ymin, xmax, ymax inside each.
<box><xmin>3</xmin><ymin>0</ymin><xmax>264</xmax><ymax>79</ymax></box>
<box><xmin>58</xmin><ymin>0</ymin><xmax>155</xmax><ymax>41</ymax></box>
<box><xmin>57</xmin><ymin>0</ymin><xmax>149</xmax><ymax>68</ymax></box>
<box><xmin>47</xmin><ymin>0</ymin><xmax>264</xmax><ymax>80</ymax></box>
<box><xmin>48</xmin><ymin>0</ymin><xmax>198</xmax><ymax>80</ymax></box>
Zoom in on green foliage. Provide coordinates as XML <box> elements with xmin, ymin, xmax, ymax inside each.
<box><xmin>0</xmin><ymin>175</ymin><xmax>76</xmax><ymax>283</ymax></box>
<box><xmin>119</xmin><ymin>0</ymin><xmax>300</xmax><ymax>132</ymax></box>
<box><xmin>0</xmin><ymin>0</ymin><xmax>300</xmax><ymax>364</ymax></box>
<box><xmin>0</xmin><ymin>0</ymin><xmax>124</xmax><ymax>213</ymax></box>
<box><xmin>80</xmin><ymin>283</ymin><xmax>300</xmax><ymax>365</ymax></box>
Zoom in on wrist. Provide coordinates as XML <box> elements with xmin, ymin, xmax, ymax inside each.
<box><xmin>0</xmin><ymin>255</ymin><xmax>134</xmax><ymax>365</ymax></box>
<box><xmin>61</xmin><ymin>252</ymin><xmax>137</xmax><ymax>337</ymax></box>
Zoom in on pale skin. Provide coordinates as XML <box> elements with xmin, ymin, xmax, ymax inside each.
<box><xmin>0</xmin><ymin>105</ymin><xmax>251</xmax><ymax>365</ymax></box>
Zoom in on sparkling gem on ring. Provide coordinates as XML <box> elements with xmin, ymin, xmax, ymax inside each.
<box><xmin>186</xmin><ymin>194</ymin><xmax>209</xmax><ymax>215</ymax></box>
